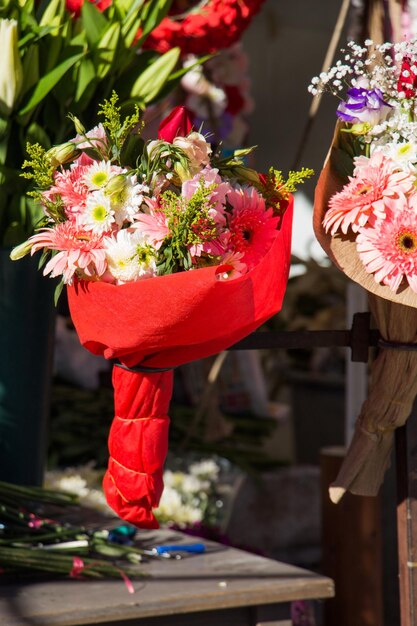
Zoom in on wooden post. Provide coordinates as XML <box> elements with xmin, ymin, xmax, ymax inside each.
<box><xmin>320</xmin><ymin>447</ymin><xmax>383</xmax><ymax>626</ymax></box>
<box><xmin>396</xmin><ymin>412</ymin><xmax>417</xmax><ymax>626</ymax></box>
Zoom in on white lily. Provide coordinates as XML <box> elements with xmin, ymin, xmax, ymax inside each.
<box><xmin>0</xmin><ymin>19</ymin><xmax>23</xmax><ymax>115</ymax></box>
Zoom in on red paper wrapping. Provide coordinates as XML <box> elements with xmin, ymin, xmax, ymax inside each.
<box><xmin>67</xmin><ymin>197</ymin><xmax>293</xmax><ymax>527</ymax></box>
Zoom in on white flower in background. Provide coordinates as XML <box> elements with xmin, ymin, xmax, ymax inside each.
<box><xmin>104</xmin><ymin>228</ymin><xmax>157</xmax><ymax>284</ymax></box>
<box><xmin>0</xmin><ymin>19</ymin><xmax>23</xmax><ymax>115</ymax></box>
<box><xmin>154</xmin><ymin>486</ymin><xmax>204</xmax><ymax>526</ymax></box>
<box><xmin>186</xmin><ymin>88</ymin><xmax>227</xmax><ymax>120</ymax></box>
<box><xmin>44</xmin><ymin>466</ymin><xmax>112</xmax><ymax>515</ymax></box>
<box><xmin>189</xmin><ymin>459</ymin><xmax>220</xmax><ymax>481</ymax></box>
<box><xmin>81</xmin><ymin>190</ymin><xmax>115</xmax><ymax>234</ymax></box>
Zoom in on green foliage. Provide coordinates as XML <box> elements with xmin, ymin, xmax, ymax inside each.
<box><xmin>157</xmin><ymin>183</ymin><xmax>218</xmax><ymax>275</ymax></box>
<box><xmin>0</xmin><ymin>0</ymin><xmax>178</xmax><ymax>245</ymax></box>
<box><xmin>98</xmin><ymin>92</ymin><xmax>143</xmax><ymax>162</ymax></box>
<box><xmin>260</xmin><ymin>166</ymin><xmax>315</xmax><ymax>215</ymax></box>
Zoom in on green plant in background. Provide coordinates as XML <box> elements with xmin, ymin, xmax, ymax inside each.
<box><xmin>0</xmin><ymin>0</ymin><xmax>181</xmax><ymax>247</ymax></box>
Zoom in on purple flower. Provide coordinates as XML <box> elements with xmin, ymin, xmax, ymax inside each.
<box><xmin>336</xmin><ymin>87</ymin><xmax>392</xmax><ymax>125</ymax></box>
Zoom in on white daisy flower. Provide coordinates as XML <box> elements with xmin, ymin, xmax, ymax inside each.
<box><xmin>84</xmin><ymin>161</ymin><xmax>116</xmax><ymax>190</ymax></box>
<box><xmin>104</xmin><ymin>229</ymin><xmax>157</xmax><ymax>284</ymax></box>
<box><xmin>81</xmin><ymin>191</ymin><xmax>115</xmax><ymax>234</ymax></box>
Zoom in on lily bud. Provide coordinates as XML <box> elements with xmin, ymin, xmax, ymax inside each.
<box><xmin>174</xmin><ymin>161</ymin><xmax>191</xmax><ymax>182</ymax></box>
<box><xmin>0</xmin><ymin>19</ymin><xmax>23</xmax><ymax>116</ymax></box>
<box><xmin>105</xmin><ymin>174</ymin><xmax>128</xmax><ymax>204</ymax></box>
<box><xmin>47</xmin><ymin>142</ymin><xmax>79</xmax><ymax>166</ymax></box>
<box><xmin>234</xmin><ymin>166</ymin><xmax>260</xmax><ymax>185</ymax></box>
<box><xmin>10</xmin><ymin>239</ymin><xmax>33</xmax><ymax>261</ymax></box>
<box><xmin>72</xmin><ymin>116</ymin><xmax>86</xmax><ymax>135</ymax></box>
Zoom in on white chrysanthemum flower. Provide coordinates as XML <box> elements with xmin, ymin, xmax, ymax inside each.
<box><xmin>372</xmin><ymin>141</ymin><xmax>417</xmax><ymax>172</ymax></box>
<box><xmin>108</xmin><ymin>175</ymin><xmax>150</xmax><ymax>224</ymax></box>
<box><xmin>84</xmin><ymin>161</ymin><xmax>115</xmax><ymax>190</ymax></box>
<box><xmin>81</xmin><ymin>190</ymin><xmax>115</xmax><ymax>234</ymax></box>
<box><xmin>104</xmin><ymin>229</ymin><xmax>157</xmax><ymax>284</ymax></box>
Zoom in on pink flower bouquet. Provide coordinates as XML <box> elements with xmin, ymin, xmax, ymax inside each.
<box><xmin>311</xmin><ymin>39</ymin><xmax>417</xmax><ymax>501</ymax></box>
<box><xmin>13</xmin><ymin>97</ymin><xmax>310</xmax><ymax>526</ymax></box>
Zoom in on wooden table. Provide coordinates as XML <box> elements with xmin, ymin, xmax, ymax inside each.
<box><xmin>0</xmin><ymin>528</ymin><xmax>334</xmax><ymax>626</ymax></box>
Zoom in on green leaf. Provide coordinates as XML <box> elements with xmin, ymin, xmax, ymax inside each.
<box><xmin>21</xmin><ymin>45</ymin><xmax>39</xmax><ymax>98</ymax></box>
<box><xmin>17</xmin><ymin>51</ymin><xmax>84</xmax><ymax>116</ymax></box>
<box><xmin>121</xmin><ymin>0</ymin><xmax>147</xmax><ymax>47</ymax></box>
<box><xmin>39</xmin><ymin>0</ymin><xmax>66</xmax><ymax>27</ymax></box>
<box><xmin>54</xmin><ymin>280</ymin><xmax>64</xmax><ymax>306</ymax></box>
<box><xmin>136</xmin><ymin>0</ymin><xmax>172</xmax><ymax>45</ymax></box>
<box><xmin>120</xmin><ymin>134</ymin><xmax>144</xmax><ymax>167</ymax></box>
<box><xmin>25</xmin><ymin>122</ymin><xmax>51</xmax><ymax>149</ymax></box>
<box><xmin>81</xmin><ymin>1</ymin><xmax>109</xmax><ymax>47</ymax></box>
<box><xmin>75</xmin><ymin>58</ymin><xmax>97</xmax><ymax>107</ymax></box>
<box><xmin>131</xmin><ymin>47</ymin><xmax>180</xmax><ymax>104</ymax></box>
<box><xmin>95</xmin><ymin>22</ymin><xmax>121</xmax><ymax>80</ymax></box>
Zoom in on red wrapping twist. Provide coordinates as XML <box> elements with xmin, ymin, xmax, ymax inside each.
<box><xmin>103</xmin><ymin>367</ymin><xmax>173</xmax><ymax>528</ymax></box>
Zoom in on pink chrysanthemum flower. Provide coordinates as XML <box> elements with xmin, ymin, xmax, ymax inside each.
<box><xmin>226</xmin><ymin>186</ymin><xmax>279</xmax><ymax>270</ymax></box>
<box><xmin>356</xmin><ymin>199</ymin><xmax>417</xmax><ymax>293</ymax></box>
<box><xmin>29</xmin><ymin>222</ymin><xmax>107</xmax><ymax>284</ymax></box>
<box><xmin>323</xmin><ymin>152</ymin><xmax>415</xmax><ymax>236</ymax></box>
<box><xmin>133</xmin><ymin>198</ymin><xmax>170</xmax><ymax>250</ymax></box>
<box><xmin>46</xmin><ymin>158</ymin><xmax>91</xmax><ymax>218</ymax></box>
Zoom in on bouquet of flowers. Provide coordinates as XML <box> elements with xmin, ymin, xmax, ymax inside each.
<box><xmin>14</xmin><ymin>95</ymin><xmax>311</xmax><ymax>527</ymax></box>
<box><xmin>311</xmin><ymin>38</ymin><xmax>417</xmax><ymax>500</ymax></box>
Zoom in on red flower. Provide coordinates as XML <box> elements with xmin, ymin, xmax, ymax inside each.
<box><xmin>65</xmin><ymin>0</ymin><xmax>112</xmax><ymax>18</ymax></box>
<box><xmin>158</xmin><ymin>106</ymin><xmax>193</xmax><ymax>142</ymax></box>
<box><xmin>143</xmin><ymin>0</ymin><xmax>266</xmax><ymax>56</ymax></box>
<box><xmin>397</xmin><ymin>56</ymin><xmax>417</xmax><ymax>99</ymax></box>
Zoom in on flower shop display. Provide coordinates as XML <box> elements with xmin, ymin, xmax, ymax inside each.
<box><xmin>142</xmin><ymin>0</ymin><xmax>265</xmax><ymax>56</ymax></box>
<box><xmin>13</xmin><ymin>95</ymin><xmax>313</xmax><ymax>527</ymax></box>
<box><xmin>310</xmin><ymin>38</ymin><xmax>417</xmax><ymax>500</ymax></box>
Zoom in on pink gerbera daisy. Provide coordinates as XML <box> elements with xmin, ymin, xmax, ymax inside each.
<box><xmin>45</xmin><ymin>158</ymin><xmax>91</xmax><ymax>219</ymax></box>
<box><xmin>323</xmin><ymin>152</ymin><xmax>415</xmax><ymax>236</ymax></box>
<box><xmin>133</xmin><ymin>199</ymin><xmax>170</xmax><ymax>250</ymax></box>
<box><xmin>226</xmin><ymin>186</ymin><xmax>279</xmax><ymax>270</ymax></box>
<box><xmin>29</xmin><ymin>222</ymin><xmax>107</xmax><ymax>284</ymax></box>
<box><xmin>356</xmin><ymin>200</ymin><xmax>417</xmax><ymax>293</ymax></box>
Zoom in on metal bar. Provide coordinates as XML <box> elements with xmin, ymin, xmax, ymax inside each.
<box><xmin>229</xmin><ymin>313</ymin><xmax>380</xmax><ymax>363</ymax></box>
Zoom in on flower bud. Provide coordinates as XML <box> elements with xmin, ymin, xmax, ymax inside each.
<box><xmin>72</xmin><ymin>116</ymin><xmax>86</xmax><ymax>135</ymax></box>
<box><xmin>350</xmin><ymin>122</ymin><xmax>372</xmax><ymax>136</ymax></box>
<box><xmin>174</xmin><ymin>161</ymin><xmax>191</xmax><ymax>182</ymax></box>
<box><xmin>0</xmin><ymin>19</ymin><xmax>23</xmax><ymax>116</ymax></box>
<box><xmin>233</xmin><ymin>166</ymin><xmax>260</xmax><ymax>185</ymax></box>
<box><xmin>10</xmin><ymin>239</ymin><xmax>33</xmax><ymax>261</ymax></box>
<box><xmin>47</xmin><ymin>142</ymin><xmax>79</xmax><ymax>166</ymax></box>
<box><xmin>105</xmin><ymin>174</ymin><xmax>128</xmax><ymax>204</ymax></box>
